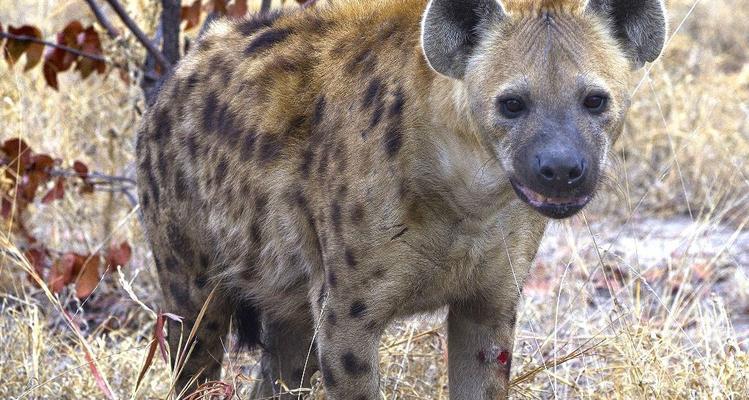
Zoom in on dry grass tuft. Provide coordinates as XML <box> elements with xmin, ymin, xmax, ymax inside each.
<box><xmin>1</xmin><ymin>0</ymin><xmax>748</xmax><ymax>398</ymax></box>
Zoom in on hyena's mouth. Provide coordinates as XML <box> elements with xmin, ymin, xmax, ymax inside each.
<box><xmin>509</xmin><ymin>178</ymin><xmax>591</xmax><ymax>219</ymax></box>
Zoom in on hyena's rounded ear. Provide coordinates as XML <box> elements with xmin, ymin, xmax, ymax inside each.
<box><xmin>421</xmin><ymin>0</ymin><xmax>505</xmax><ymax>79</ymax></box>
<box><xmin>587</xmin><ymin>0</ymin><xmax>668</xmax><ymax>69</ymax></box>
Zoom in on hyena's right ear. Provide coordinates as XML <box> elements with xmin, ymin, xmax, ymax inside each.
<box><xmin>421</xmin><ymin>0</ymin><xmax>505</xmax><ymax>79</ymax></box>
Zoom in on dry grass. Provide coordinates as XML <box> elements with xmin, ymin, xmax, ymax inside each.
<box><xmin>1</xmin><ymin>0</ymin><xmax>748</xmax><ymax>398</ymax></box>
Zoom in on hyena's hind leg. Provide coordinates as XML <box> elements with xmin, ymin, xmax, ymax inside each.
<box><xmin>152</xmin><ymin>247</ymin><xmax>232</xmax><ymax>396</ymax></box>
<box><xmin>249</xmin><ymin>315</ymin><xmax>320</xmax><ymax>399</ymax></box>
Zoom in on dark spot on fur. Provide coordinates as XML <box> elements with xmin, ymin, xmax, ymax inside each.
<box><xmin>337</xmin><ymin>184</ymin><xmax>348</xmax><ymax>197</ymax></box>
<box><xmin>164</xmin><ymin>256</ymin><xmax>178</xmax><ymax>272</ymax></box>
<box><xmin>256</xmin><ymin>192</ymin><xmax>268</xmax><ymax>215</ymax></box>
<box><xmin>250</xmin><ymin>222</ymin><xmax>262</xmax><ymax>244</ymax></box>
<box><xmin>185</xmin><ymin>72</ymin><xmax>200</xmax><ymax>93</ymax></box>
<box><xmin>364</xmin><ymin>320</ymin><xmax>378</xmax><ymax>331</ymax></box>
<box><xmin>311</xmin><ymin>95</ymin><xmax>326</xmax><ymax>128</ymax></box>
<box><xmin>237</xmin><ymin>10</ymin><xmax>283</xmax><ymax>36</ymax></box>
<box><xmin>327</xmin><ymin>270</ymin><xmax>337</xmax><ymax>287</ymax></box>
<box><xmin>141</xmin><ymin>192</ymin><xmax>150</xmax><ymax>209</ymax></box>
<box><xmin>200</xmin><ymin>252</ymin><xmax>211</xmax><ymax>270</ymax></box>
<box><xmin>384</xmin><ymin>124</ymin><xmax>402</xmax><ymax>158</ymax></box>
<box><xmin>320</xmin><ymin>357</ymin><xmax>337</xmax><ymax>386</ymax></box>
<box><xmin>331</xmin><ymin>202</ymin><xmax>342</xmax><ymax>236</ymax></box>
<box><xmin>327</xmin><ymin>311</ymin><xmax>337</xmax><ymax>325</ymax></box>
<box><xmin>383</xmin><ymin>87</ymin><xmax>405</xmax><ymax>157</ymax></box>
<box><xmin>203</xmin><ymin>92</ymin><xmax>219</xmax><ymax>132</ymax></box>
<box><xmin>170</xmin><ymin>281</ymin><xmax>191</xmax><ymax>305</ymax></box>
<box><xmin>240</xmin><ymin>129</ymin><xmax>258</xmax><ymax>161</ymax></box>
<box><xmin>317</xmin><ymin>143</ymin><xmax>330</xmax><ymax>177</ymax></box>
<box><xmin>317</xmin><ymin>284</ymin><xmax>327</xmax><ymax>306</ymax></box>
<box><xmin>153</xmin><ymin>112</ymin><xmax>172</xmax><ymax>145</ymax></box>
<box><xmin>288</xmin><ymin>115</ymin><xmax>307</xmax><ymax>134</ymax></box>
<box><xmin>346</xmin><ymin>48</ymin><xmax>377</xmax><ymax>75</ymax></box>
<box><xmin>300</xmin><ymin>147</ymin><xmax>314</xmax><ymax>179</ymax></box>
<box><xmin>184</xmin><ymin>134</ymin><xmax>199</xmax><ymax>159</ymax></box>
<box><xmin>215</xmin><ymin>158</ymin><xmax>228</xmax><ymax>185</ymax></box>
<box><xmin>195</xmin><ymin>273</ymin><xmax>208</xmax><ymax>288</ymax></box>
<box><xmin>334</xmin><ymin>142</ymin><xmax>347</xmax><ymax>173</ymax></box>
<box><xmin>388</xmin><ymin>86</ymin><xmax>406</xmax><ymax>118</ymax></box>
<box><xmin>349</xmin><ymin>300</ymin><xmax>367</xmax><ymax>318</ymax></box>
<box><xmin>341</xmin><ymin>352</ymin><xmax>370</xmax><ymax>376</ymax></box>
<box><xmin>373</xmin><ymin>268</ymin><xmax>385</xmax><ymax>279</ymax></box>
<box><xmin>344</xmin><ymin>248</ymin><xmax>357</xmax><ymax>268</ymax></box>
<box><xmin>351</xmin><ymin>203</ymin><xmax>365</xmax><ymax>224</ymax></box>
<box><xmin>167</xmin><ymin>224</ymin><xmax>193</xmax><ymax>265</ymax></box>
<box><xmin>362</xmin><ymin>78</ymin><xmax>382</xmax><ymax>110</ymax></box>
<box><xmin>174</xmin><ymin>168</ymin><xmax>187</xmax><ymax>200</ymax></box>
<box><xmin>259</xmin><ymin>135</ymin><xmax>282</xmax><ymax>165</ymax></box>
<box><xmin>157</xmin><ymin>153</ymin><xmax>169</xmax><ymax>180</ymax></box>
<box><xmin>244</xmin><ymin>28</ymin><xmax>292</xmax><ymax>56</ymax></box>
<box><xmin>206</xmin><ymin>321</ymin><xmax>219</xmax><ymax>331</ymax></box>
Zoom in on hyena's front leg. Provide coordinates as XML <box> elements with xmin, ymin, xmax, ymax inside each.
<box><xmin>447</xmin><ymin>299</ymin><xmax>519</xmax><ymax>400</ymax></box>
<box><xmin>310</xmin><ymin>280</ymin><xmax>384</xmax><ymax>400</ymax></box>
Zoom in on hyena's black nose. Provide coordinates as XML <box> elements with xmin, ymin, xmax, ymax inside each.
<box><xmin>534</xmin><ymin>150</ymin><xmax>587</xmax><ymax>192</ymax></box>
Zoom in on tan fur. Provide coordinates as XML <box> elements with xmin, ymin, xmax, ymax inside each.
<box><xmin>135</xmin><ymin>0</ymin><xmax>654</xmax><ymax>398</ymax></box>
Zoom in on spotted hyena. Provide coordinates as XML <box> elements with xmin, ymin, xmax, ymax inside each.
<box><xmin>136</xmin><ymin>0</ymin><xmax>666</xmax><ymax>398</ymax></box>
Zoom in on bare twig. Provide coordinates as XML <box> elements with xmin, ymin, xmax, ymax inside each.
<box><xmin>160</xmin><ymin>0</ymin><xmax>181</xmax><ymax>65</ymax></box>
<box><xmin>101</xmin><ymin>0</ymin><xmax>171</xmax><ymax>70</ymax></box>
<box><xmin>301</xmin><ymin>0</ymin><xmax>319</xmax><ymax>9</ymax></box>
<box><xmin>0</xmin><ymin>32</ymin><xmax>107</xmax><ymax>63</ymax></box>
<box><xmin>260</xmin><ymin>0</ymin><xmax>272</xmax><ymax>14</ymax></box>
<box><xmin>82</xmin><ymin>0</ymin><xmax>120</xmax><ymax>39</ymax></box>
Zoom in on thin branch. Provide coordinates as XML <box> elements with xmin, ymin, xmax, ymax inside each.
<box><xmin>0</xmin><ymin>32</ymin><xmax>107</xmax><ymax>63</ymax></box>
<box><xmin>160</xmin><ymin>0</ymin><xmax>181</xmax><ymax>65</ymax></box>
<box><xmin>49</xmin><ymin>169</ymin><xmax>137</xmax><ymax>186</ymax></box>
<box><xmin>260</xmin><ymin>0</ymin><xmax>272</xmax><ymax>14</ymax></box>
<box><xmin>82</xmin><ymin>0</ymin><xmax>120</xmax><ymax>39</ymax></box>
<box><xmin>101</xmin><ymin>0</ymin><xmax>171</xmax><ymax>70</ymax></box>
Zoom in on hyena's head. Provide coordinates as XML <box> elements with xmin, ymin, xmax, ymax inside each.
<box><xmin>422</xmin><ymin>0</ymin><xmax>666</xmax><ymax>219</ymax></box>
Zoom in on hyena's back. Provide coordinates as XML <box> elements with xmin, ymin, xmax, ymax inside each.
<box><xmin>136</xmin><ymin>0</ymin><xmax>429</xmax><ymax>392</ymax></box>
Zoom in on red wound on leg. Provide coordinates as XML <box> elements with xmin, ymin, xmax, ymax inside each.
<box><xmin>497</xmin><ymin>351</ymin><xmax>510</xmax><ymax>365</ymax></box>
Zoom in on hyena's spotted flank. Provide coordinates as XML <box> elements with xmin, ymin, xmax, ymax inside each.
<box><xmin>136</xmin><ymin>0</ymin><xmax>666</xmax><ymax>398</ymax></box>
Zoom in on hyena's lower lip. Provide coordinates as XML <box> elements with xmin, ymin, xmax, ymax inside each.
<box><xmin>509</xmin><ymin>178</ymin><xmax>591</xmax><ymax>219</ymax></box>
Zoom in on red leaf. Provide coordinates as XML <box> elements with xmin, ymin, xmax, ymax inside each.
<box><xmin>2</xmin><ymin>138</ymin><xmax>32</xmax><ymax>171</ymax></box>
<box><xmin>42</xmin><ymin>61</ymin><xmax>59</xmax><ymax>90</ymax></box>
<box><xmin>41</xmin><ymin>177</ymin><xmax>65</xmax><ymax>204</ymax></box>
<box><xmin>24</xmin><ymin>247</ymin><xmax>47</xmax><ymax>286</ymax></box>
<box><xmin>3</xmin><ymin>25</ymin><xmax>43</xmax><ymax>69</ymax></box>
<box><xmin>31</xmin><ymin>154</ymin><xmax>55</xmax><ymax>172</ymax></box>
<box><xmin>105</xmin><ymin>241</ymin><xmax>131</xmax><ymax>268</ymax></box>
<box><xmin>49</xmin><ymin>253</ymin><xmax>76</xmax><ymax>294</ymax></box>
<box><xmin>137</xmin><ymin>312</ymin><xmax>171</xmax><ymax>390</ymax></box>
<box><xmin>227</xmin><ymin>0</ymin><xmax>248</xmax><ymax>17</ymax></box>
<box><xmin>74</xmin><ymin>26</ymin><xmax>105</xmax><ymax>79</ymax></box>
<box><xmin>73</xmin><ymin>160</ymin><xmax>89</xmax><ymax>179</ymax></box>
<box><xmin>74</xmin><ymin>254</ymin><xmax>101</xmax><ymax>299</ymax></box>
<box><xmin>181</xmin><ymin>0</ymin><xmax>202</xmax><ymax>30</ymax></box>
<box><xmin>42</xmin><ymin>21</ymin><xmax>84</xmax><ymax>89</ymax></box>
<box><xmin>212</xmin><ymin>0</ymin><xmax>227</xmax><ymax>15</ymax></box>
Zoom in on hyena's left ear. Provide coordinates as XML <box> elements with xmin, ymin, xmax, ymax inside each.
<box><xmin>421</xmin><ymin>0</ymin><xmax>505</xmax><ymax>79</ymax></box>
<box><xmin>587</xmin><ymin>0</ymin><xmax>668</xmax><ymax>69</ymax></box>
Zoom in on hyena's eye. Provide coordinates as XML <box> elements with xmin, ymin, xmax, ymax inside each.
<box><xmin>583</xmin><ymin>94</ymin><xmax>608</xmax><ymax>114</ymax></box>
<box><xmin>497</xmin><ymin>97</ymin><xmax>526</xmax><ymax>119</ymax></box>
